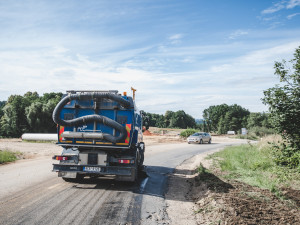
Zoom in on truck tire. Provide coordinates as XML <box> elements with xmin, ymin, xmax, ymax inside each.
<box><xmin>139</xmin><ymin>151</ymin><xmax>144</xmax><ymax>170</ymax></box>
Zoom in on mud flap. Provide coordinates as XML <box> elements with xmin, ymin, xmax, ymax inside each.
<box><xmin>116</xmin><ymin>168</ymin><xmax>137</xmax><ymax>182</ymax></box>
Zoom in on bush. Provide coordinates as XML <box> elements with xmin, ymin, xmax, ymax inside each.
<box><xmin>0</xmin><ymin>150</ymin><xmax>18</xmax><ymax>164</ymax></box>
<box><xmin>262</xmin><ymin>46</ymin><xmax>300</xmax><ymax>168</ymax></box>
<box><xmin>248</xmin><ymin>126</ymin><xmax>275</xmax><ymax>137</ymax></box>
<box><xmin>180</xmin><ymin>129</ymin><xmax>199</xmax><ymax>138</ymax></box>
<box><xmin>271</xmin><ymin>141</ymin><xmax>300</xmax><ymax>170</ymax></box>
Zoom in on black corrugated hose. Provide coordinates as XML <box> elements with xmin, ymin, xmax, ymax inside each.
<box><xmin>52</xmin><ymin>93</ymin><xmax>131</xmax><ymax>143</ymax></box>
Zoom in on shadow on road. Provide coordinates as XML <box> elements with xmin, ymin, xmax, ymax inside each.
<box><xmin>71</xmin><ymin>165</ymin><xmax>234</xmax><ymax>202</ymax></box>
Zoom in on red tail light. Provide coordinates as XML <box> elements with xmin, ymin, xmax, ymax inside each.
<box><xmin>118</xmin><ymin>159</ymin><xmax>134</xmax><ymax>164</ymax></box>
<box><xmin>55</xmin><ymin>156</ymin><xmax>69</xmax><ymax>161</ymax></box>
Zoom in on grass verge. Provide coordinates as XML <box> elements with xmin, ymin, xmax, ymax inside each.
<box><xmin>209</xmin><ymin>136</ymin><xmax>300</xmax><ymax>195</ymax></box>
<box><xmin>0</xmin><ymin>150</ymin><xmax>21</xmax><ymax>164</ymax></box>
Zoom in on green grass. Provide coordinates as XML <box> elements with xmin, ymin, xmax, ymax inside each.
<box><xmin>0</xmin><ymin>150</ymin><xmax>20</xmax><ymax>164</ymax></box>
<box><xmin>235</xmin><ymin>134</ymin><xmax>258</xmax><ymax>140</ymax></box>
<box><xmin>210</xmin><ymin>138</ymin><xmax>300</xmax><ymax>195</ymax></box>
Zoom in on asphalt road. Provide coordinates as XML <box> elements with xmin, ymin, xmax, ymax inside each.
<box><xmin>0</xmin><ymin>141</ymin><xmax>244</xmax><ymax>225</ymax></box>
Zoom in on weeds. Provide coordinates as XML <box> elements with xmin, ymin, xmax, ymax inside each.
<box><xmin>235</xmin><ymin>134</ymin><xmax>258</xmax><ymax>140</ymax></box>
<box><xmin>197</xmin><ymin>163</ymin><xmax>207</xmax><ymax>174</ymax></box>
<box><xmin>210</xmin><ymin>136</ymin><xmax>300</xmax><ymax>194</ymax></box>
<box><xmin>0</xmin><ymin>150</ymin><xmax>20</xmax><ymax>164</ymax></box>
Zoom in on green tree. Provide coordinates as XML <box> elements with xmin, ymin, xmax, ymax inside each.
<box><xmin>262</xmin><ymin>46</ymin><xmax>300</xmax><ymax>168</ymax></box>
<box><xmin>0</xmin><ymin>95</ymin><xmax>30</xmax><ymax>137</ymax></box>
<box><xmin>143</xmin><ymin>112</ymin><xmax>165</xmax><ymax>128</ymax></box>
<box><xmin>247</xmin><ymin>112</ymin><xmax>272</xmax><ymax>129</ymax></box>
<box><xmin>164</xmin><ymin>110</ymin><xmax>174</xmax><ymax>127</ymax></box>
<box><xmin>203</xmin><ymin>104</ymin><xmax>249</xmax><ymax>134</ymax></box>
<box><xmin>143</xmin><ymin>110</ymin><xmax>196</xmax><ymax>129</ymax></box>
<box><xmin>169</xmin><ymin>110</ymin><xmax>196</xmax><ymax>129</ymax></box>
<box><xmin>0</xmin><ymin>101</ymin><xmax>6</xmax><ymax>120</ymax></box>
<box><xmin>0</xmin><ymin>92</ymin><xmax>63</xmax><ymax>137</ymax></box>
<box><xmin>203</xmin><ymin>104</ymin><xmax>230</xmax><ymax>132</ymax></box>
<box><xmin>26</xmin><ymin>96</ymin><xmax>61</xmax><ymax>133</ymax></box>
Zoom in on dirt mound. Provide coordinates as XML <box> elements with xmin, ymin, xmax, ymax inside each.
<box><xmin>192</xmin><ymin>172</ymin><xmax>300</xmax><ymax>224</ymax></box>
<box><xmin>143</xmin><ymin>129</ymin><xmax>153</xmax><ymax>136</ymax></box>
<box><xmin>282</xmin><ymin>188</ymin><xmax>300</xmax><ymax>207</ymax></box>
<box><xmin>143</xmin><ymin>129</ymin><xmax>160</xmax><ymax>136</ymax></box>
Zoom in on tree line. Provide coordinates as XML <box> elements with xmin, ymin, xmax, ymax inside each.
<box><xmin>0</xmin><ymin>92</ymin><xmax>62</xmax><ymax>137</ymax></box>
<box><xmin>0</xmin><ymin>92</ymin><xmax>272</xmax><ymax>137</ymax></box>
<box><xmin>144</xmin><ymin>106</ymin><xmax>272</xmax><ymax>134</ymax></box>
<box><xmin>143</xmin><ymin>110</ymin><xmax>197</xmax><ymax>130</ymax></box>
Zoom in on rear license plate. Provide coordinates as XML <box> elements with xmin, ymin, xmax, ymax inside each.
<box><xmin>83</xmin><ymin>166</ymin><xmax>102</xmax><ymax>172</ymax></box>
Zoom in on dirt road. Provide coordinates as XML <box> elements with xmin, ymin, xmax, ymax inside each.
<box><xmin>0</xmin><ymin>138</ymin><xmax>248</xmax><ymax>225</ymax></box>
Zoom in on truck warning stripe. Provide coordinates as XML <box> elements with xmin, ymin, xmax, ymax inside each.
<box><xmin>125</xmin><ymin>124</ymin><xmax>131</xmax><ymax>143</ymax></box>
<box><xmin>59</xmin><ymin>126</ymin><xmax>64</xmax><ymax>142</ymax></box>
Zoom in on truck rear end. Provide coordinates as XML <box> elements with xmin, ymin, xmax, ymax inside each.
<box><xmin>52</xmin><ymin>90</ymin><xmax>144</xmax><ymax>182</ymax></box>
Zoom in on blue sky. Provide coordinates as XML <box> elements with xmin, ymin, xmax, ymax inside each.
<box><xmin>0</xmin><ymin>0</ymin><xmax>300</xmax><ymax>118</ymax></box>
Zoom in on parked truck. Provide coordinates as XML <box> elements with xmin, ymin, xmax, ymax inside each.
<box><xmin>52</xmin><ymin>90</ymin><xmax>144</xmax><ymax>182</ymax></box>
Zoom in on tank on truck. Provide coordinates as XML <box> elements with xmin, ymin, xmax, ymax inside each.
<box><xmin>51</xmin><ymin>89</ymin><xmax>145</xmax><ymax>182</ymax></box>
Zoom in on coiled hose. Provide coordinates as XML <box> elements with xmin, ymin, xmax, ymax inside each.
<box><xmin>52</xmin><ymin>93</ymin><xmax>131</xmax><ymax>143</ymax></box>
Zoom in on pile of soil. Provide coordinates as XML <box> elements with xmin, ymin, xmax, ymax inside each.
<box><xmin>192</xmin><ymin>172</ymin><xmax>300</xmax><ymax>224</ymax></box>
<box><xmin>143</xmin><ymin>129</ymin><xmax>154</xmax><ymax>136</ymax></box>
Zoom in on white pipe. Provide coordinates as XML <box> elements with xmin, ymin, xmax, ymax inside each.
<box><xmin>61</xmin><ymin>131</ymin><xmax>104</xmax><ymax>139</ymax></box>
<box><xmin>21</xmin><ymin>133</ymin><xmax>57</xmax><ymax>141</ymax></box>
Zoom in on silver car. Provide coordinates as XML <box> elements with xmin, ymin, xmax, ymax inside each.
<box><xmin>187</xmin><ymin>132</ymin><xmax>211</xmax><ymax>144</ymax></box>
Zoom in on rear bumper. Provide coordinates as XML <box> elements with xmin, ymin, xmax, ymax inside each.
<box><xmin>52</xmin><ymin>164</ymin><xmax>134</xmax><ymax>176</ymax></box>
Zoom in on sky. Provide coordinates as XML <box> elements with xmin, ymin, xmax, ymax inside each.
<box><xmin>0</xmin><ymin>0</ymin><xmax>300</xmax><ymax>118</ymax></box>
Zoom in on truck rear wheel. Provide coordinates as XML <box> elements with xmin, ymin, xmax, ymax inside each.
<box><xmin>138</xmin><ymin>142</ymin><xmax>145</xmax><ymax>170</ymax></box>
<box><xmin>138</xmin><ymin>151</ymin><xmax>144</xmax><ymax>170</ymax></box>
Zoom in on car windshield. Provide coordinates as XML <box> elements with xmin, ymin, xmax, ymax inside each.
<box><xmin>191</xmin><ymin>133</ymin><xmax>199</xmax><ymax>136</ymax></box>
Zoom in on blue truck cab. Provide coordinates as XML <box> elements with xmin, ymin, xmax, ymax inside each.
<box><xmin>52</xmin><ymin>90</ymin><xmax>144</xmax><ymax>182</ymax></box>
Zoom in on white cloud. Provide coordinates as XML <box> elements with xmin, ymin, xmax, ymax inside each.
<box><xmin>1</xmin><ymin>41</ymin><xmax>299</xmax><ymax>118</ymax></box>
<box><xmin>168</xmin><ymin>34</ymin><xmax>184</xmax><ymax>44</ymax></box>
<box><xmin>262</xmin><ymin>0</ymin><xmax>300</xmax><ymax>14</ymax></box>
<box><xmin>262</xmin><ymin>1</ymin><xmax>286</xmax><ymax>14</ymax></box>
<box><xmin>287</xmin><ymin>0</ymin><xmax>300</xmax><ymax>8</ymax></box>
<box><xmin>237</xmin><ymin>41</ymin><xmax>299</xmax><ymax>65</ymax></box>
<box><xmin>169</xmin><ymin>34</ymin><xmax>183</xmax><ymax>40</ymax></box>
<box><xmin>228</xmin><ymin>30</ymin><xmax>248</xmax><ymax>39</ymax></box>
<box><xmin>287</xmin><ymin>12</ymin><xmax>300</xmax><ymax>19</ymax></box>
<box><xmin>262</xmin><ymin>16</ymin><xmax>277</xmax><ymax>22</ymax></box>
